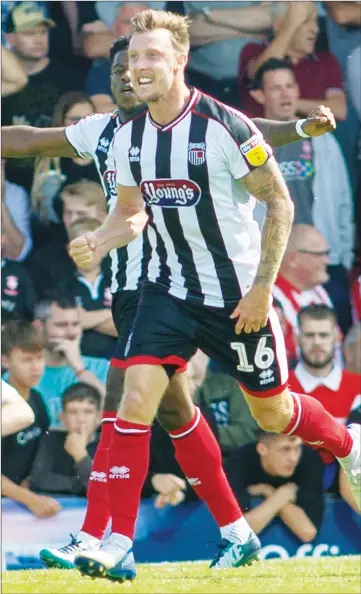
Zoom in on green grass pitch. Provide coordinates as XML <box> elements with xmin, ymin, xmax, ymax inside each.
<box><xmin>2</xmin><ymin>556</ymin><xmax>360</xmax><ymax>594</ymax></box>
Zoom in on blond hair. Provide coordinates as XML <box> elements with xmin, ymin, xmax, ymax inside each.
<box><xmin>68</xmin><ymin>216</ymin><xmax>101</xmax><ymax>241</ymax></box>
<box><xmin>130</xmin><ymin>9</ymin><xmax>191</xmax><ymax>54</ymax></box>
<box><xmin>61</xmin><ymin>180</ymin><xmax>107</xmax><ymax>214</ymax></box>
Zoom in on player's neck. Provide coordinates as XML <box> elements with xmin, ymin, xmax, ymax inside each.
<box><xmin>148</xmin><ymin>81</ymin><xmax>191</xmax><ymax>127</ymax></box>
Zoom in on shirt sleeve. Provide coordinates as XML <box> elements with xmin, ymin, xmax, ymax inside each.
<box><xmin>64</xmin><ymin>113</ymin><xmax>108</xmax><ymax>159</ymax></box>
<box><xmin>221</xmin><ymin>110</ymin><xmax>273</xmax><ymax>180</ymax></box>
<box><xmin>321</xmin><ymin>51</ymin><xmax>344</xmax><ymax>93</ymax></box>
<box><xmin>114</xmin><ymin>128</ymin><xmax>138</xmax><ymax>187</ymax></box>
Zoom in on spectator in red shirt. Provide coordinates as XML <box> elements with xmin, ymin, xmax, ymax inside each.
<box><xmin>238</xmin><ymin>1</ymin><xmax>346</xmax><ymax>120</ymax></box>
<box><xmin>288</xmin><ymin>304</ymin><xmax>360</xmax><ymax>514</ymax></box>
<box><xmin>273</xmin><ymin>224</ymin><xmax>338</xmax><ymax>365</ymax></box>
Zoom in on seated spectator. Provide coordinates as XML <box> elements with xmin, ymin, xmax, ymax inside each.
<box><xmin>344</xmin><ymin>324</ymin><xmax>361</xmax><ymax>375</ymax></box>
<box><xmin>273</xmin><ymin>224</ymin><xmax>342</xmax><ymax>363</ymax></box>
<box><xmin>1</xmin><ymin>319</ymin><xmax>61</xmax><ymax>518</ymax></box>
<box><xmin>184</xmin><ymin>1</ymin><xmax>271</xmax><ymax>106</ymax></box>
<box><xmin>252</xmin><ymin>59</ymin><xmax>354</xmax><ymax>282</ymax></box>
<box><xmin>1</xmin><ymin>378</ymin><xmax>34</xmax><ymax>436</ymax></box>
<box><xmin>59</xmin><ymin>218</ymin><xmax>117</xmax><ymax>360</ymax></box>
<box><xmin>29</xmin><ymin>383</ymin><xmax>101</xmax><ymax>496</ymax></box>
<box><xmin>289</xmin><ymin>305</ymin><xmax>360</xmax><ymax>424</ymax></box>
<box><xmin>1</xmin><ymin>228</ymin><xmax>37</xmax><ymax>324</ymax></box>
<box><xmin>194</xmin><ymin>361</ymin><xmax>258</xmax><ymax>456</ymax></box>
<box><xmin>224</xmin><ymin>432</ymin><xmax>324</xmax><ymax>542</ymax></box>
<box><xmin>29</xmin><ymin>179</ymin><xmax>107</xmax><ymax>297</ymax></box>
<box><xmin>83</xmin><ymin>2</ymin><xmax>166</xmax><ymax>113</ymax></box>
<box><xmin>1</xmin><ymin>43</ymin><xmax>27</xmax><ymax>96</ymax></box>
<box><xmin>34</xmin><ymin>293</ymin><xmax>107</xmax><ymax>427</ymax></box>
<box><xmin>2</xmin><ymin>2</ymin><xmax>85</xmax><ymax>192</ymax></box>
<box><xmin>239</xmin><ymin>1</ymin><xmax>347</xmax><ymax>120</ymax></box>
<box><xmin>31</xmin><ymin>91</ymin><xmax>99</xmax><ymax>231</ymax></box>
<box><xmin>2</xmin><ymin>158</ymin><xmax>32</xmax><ymax>261</ymax></box>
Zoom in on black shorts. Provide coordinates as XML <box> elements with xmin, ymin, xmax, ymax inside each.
<box><xmin>114</xmin><ymin>283</ymin><xmax>289</xmax><ymax>398</ymax></box>
<box><xmin>111</xmin><ymin>290</ymin><xmax>140</xmax><ymax>364</ymax></box>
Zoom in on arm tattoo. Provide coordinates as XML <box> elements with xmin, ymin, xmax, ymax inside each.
<box><xmin>253</xmin><ymin>118</ymin><xmax>301</xmax><ymax>148</ymax></box>
<box><xmin>243</xmin><ymin>157</ymin><xmax>294</xmax><ymax>289</ymax></box>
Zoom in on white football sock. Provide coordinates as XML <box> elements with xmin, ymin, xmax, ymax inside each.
<box><xmin>110</xmin><ymin>533</ymin><xmax>133</xmax><ymax>552</ymax></box>
<box><xmin>77</xmin><ymin>531</ymin><xmax>100</xmax><ymax>543</ymax></box>
<box><xmin>220</xmin><ymin>516</ymin><xmax>252</xmax><ymax>544</ymax></box>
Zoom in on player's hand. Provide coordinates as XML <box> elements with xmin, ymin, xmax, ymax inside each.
<box><xmin>154</xmin><ymin>490</ymin><xmax>185</xmax><ymax>509</ymax></box>
<box><xmin>230</xmin><ymin>286</ymin><xmax>271</xmax><ymax>334</ymax></box>
<box><xmin>151</xmin><ymin>473</ymin><xmax>186</xmax><ymax>495</ymax></box>
<box><xmin>302</xmin><ymin>105</ymin><xmax>336</xmax><ymax>137</ymax></box>
<box><xmin>69</xmin><ymin>233</ymin><xmax>98</xmax><ymax>269</ymax></box>
<box><xmin>27</xmin><ymin>494</ymin><xmax>62</xmax><ymax>518</ymax></box>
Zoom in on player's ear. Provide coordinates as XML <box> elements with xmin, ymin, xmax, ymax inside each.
<box><xmin>175</xmin><ymin>52</ymin><xmax>187</xmax><ymax>70</ymax></box>
<box><xmin>250</xmin><ymin>89</ymin><xmax>265</xmax><ymax>106</ymax></box>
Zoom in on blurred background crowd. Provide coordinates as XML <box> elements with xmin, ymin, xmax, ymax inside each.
<box><xmin>1</xmin><ymin>0</ymin><xmax>361</xmax><ymax>543</ymax></box>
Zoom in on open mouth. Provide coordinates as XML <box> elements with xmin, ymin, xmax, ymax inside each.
<box><xmin>121</xmin><ymin>87</ymin><xmax>134</xmax><ymax>95</ymax></box>
<box><xmin>138</xmin><ymin>77</ymin><xmax>153</xmax><ymax>88</ymax></box>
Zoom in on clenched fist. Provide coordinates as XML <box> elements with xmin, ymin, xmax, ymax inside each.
<box><xmin>303</xmin><ymin>105</ymin><xmax>336</xmax><ymax>137</ymax></box>
<box><xmin>69</xmin><ymin>232</ymin><xmax>98</xmax><ymax>269</ymax></box>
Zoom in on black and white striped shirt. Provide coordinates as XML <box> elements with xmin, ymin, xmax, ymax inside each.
<box><xmin>114</xmin><ymin>89</ymin><xmax>272</xmax><ymax>307</ymax></box>
<box><xmin>65</xmin><ymin>112</ymin><xmax>150</xmax><ymax>294</ymax></box>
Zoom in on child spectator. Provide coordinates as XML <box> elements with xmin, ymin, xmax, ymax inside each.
<box><xmin>1</xmin><ymin>320</ymin><xmax>61</xmax><ymax>518</ymax></box>
<box><xmin>58</xmin><ymin>218</ymin><xmax>117</xmax><ymax>359</ymax></box>
<box><xmin>29</xmin><ymin>383</ymin><xmax>101</xmax><ymax>496</ymax></box>
<box><xmin>224</xmin><ymin>432</ymin><xmax>324</xmax><ymax>543</ymax></box>
<box><xmin>34</xmin><ymin>292</ymin><xmax>107</xmax><ymax>427</ymax></box>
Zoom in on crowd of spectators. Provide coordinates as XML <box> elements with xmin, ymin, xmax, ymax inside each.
<box><xmin>1</xmin><ymin>1</ymin><xmax>361</xmax><ymax>546</ymax></box>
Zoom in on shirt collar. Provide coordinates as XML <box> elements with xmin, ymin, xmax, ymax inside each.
<box><xmin>294</xmin><ymin>362</ymin><xmax>342</xmax><ymax>392</ymax></box>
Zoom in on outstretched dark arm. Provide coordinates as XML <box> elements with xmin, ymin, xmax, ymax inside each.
<box><xmin>1</xmin><ymin>126</ymin><xmax>77</xmax><ymax>158</ymax></box>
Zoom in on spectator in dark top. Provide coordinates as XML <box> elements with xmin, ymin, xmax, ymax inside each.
<box><xmin>59</xmin><ymin>217</ymin><xmax>117</xmax><ymax>360</ymax></box>
<box><xmin>29</xmin><ymin>179</ymin><xmax>107</xmax><ymax>298</ymax></box>
<box><xmin>29</xmin><ymin>383</ymin><xmax>101</xmax><ymax>496</ymax></box>
<box><xmin>1</xmin><ymin>226</ymin><xmax>37</xmax><ymax>324</ymax></box>
<box><xmin>238</xmin><ymin>1</ymin><xmax>346</xmax><ymax>120</ymax></box>
<box><xmin>2</xmin><ymin>1</ymin><xmax>85</xmax><ymax>191</ymax></box>
<box><xmin>1</xmin><ymin>319</ymin><xmax>61</xmax><ymax>518</ymax></box>
<box><xmin>224</xmin><ymin>432</ymin><xmax>324</xmax><ymax>543</ymax></box>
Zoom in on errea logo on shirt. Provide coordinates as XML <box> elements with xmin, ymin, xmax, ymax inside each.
<box><xmin>97</xmin><ymin>137</ymin><xmax>110</xmax><ymax>153</ymax></box>
<box><xmin>129</xmin><ymin>146</ymin><xmax>140</xmax><ymax>162</ymax></box>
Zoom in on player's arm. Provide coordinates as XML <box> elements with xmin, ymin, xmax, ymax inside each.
<box><xmin>243</xmin><ymin>156</ymin><xmax>294</xmax><ymax>290</ymax></box>
<box><xmin>69</xmin><ymin>185</ymin><xmax>147</xmax><ymax>268</ymax></box>
<box><xmin>1</xmin><ymin>382</ymin><xmax>35</xmax><ymax>436</ymax></box>
<box><xmin>1</xmin><ymin>126</ymin><xmax>77</xmax><ymax>158</ymax></box>
<box><xmin>253</xmin><ymin>104</ymin><xmax>336</xmax><ymax>148</ymax></box>
<box><xmin>1</xmin><ymin>46</ymin><xmax>28</xmax><ymax>97</ymax></box>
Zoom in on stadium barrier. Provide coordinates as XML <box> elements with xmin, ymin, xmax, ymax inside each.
<box><xmin>2</xmin><ymin>496</ymin><xmax>360</xmax><ymax>570</ymax></box>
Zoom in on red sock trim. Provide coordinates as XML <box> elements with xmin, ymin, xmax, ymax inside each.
<box><xmin>114</xmin><ymin>418</ymin><xmax>151</xmax><ymax>434</ymax></box>
<box><xmin>168</xmin><ymin>407</ymin><xmax>200</xmax><ymax>439</ymax></box>
<box><xmin>101</xmin><ymin>411</ymin><xmax>117</xmax><ymax>423</ymax></box>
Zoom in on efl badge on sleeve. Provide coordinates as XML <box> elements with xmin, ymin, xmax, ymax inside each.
<box><xmin>240</xmin><ymin>135</ymin><xmax>269</xmax><ymax>167</ymax></box>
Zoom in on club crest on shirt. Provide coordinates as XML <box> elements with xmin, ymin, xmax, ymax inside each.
<box><xmin>140</xmin><ymin>179</ymin><xmax>201</xmax><ymax>208</ymax></box>
<box><xmin>188</xmin><ymin>142</ymin><xmax>206</xmax><ymax>166</ymax></box>
<box><xmin>103</xmin><ymin>170</ymin><xmax>117</xmax><ymax>196</ymax></box>
<box><xmin>240</xmin><ymin>135</ymin><xmax>268</xmax><ymax>167</ymax></box>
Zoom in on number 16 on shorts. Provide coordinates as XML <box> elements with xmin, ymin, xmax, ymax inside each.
<box><xmin>231</xmin><ymin>337</ymin><xmax>275</xmax><ymax>372</ymax></box>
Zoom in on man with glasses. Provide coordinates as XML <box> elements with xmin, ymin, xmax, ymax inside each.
<box><xmin>273</xmin><ymin>224</ymin><xmax>337</xmax><ymax>366</ymax></box>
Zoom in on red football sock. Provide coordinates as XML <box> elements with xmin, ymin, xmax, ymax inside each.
<box><xmin>284</xmin><ymin>393</ymin><xmax>353</xmax><ymax>458</ymax></box>
<box><xmin>81</xmin><ymin>411</ymin><xmax>116</xmax><ymax>539</ymax></box>
<box><xmin>108</xmin><ymin>418</ymin><xmax>151</xmax><ymax>539</ymax></box>
<box><xmin>170</xmin><ymin>407</ymin><xmax>242</xmax><ymax>526</ymax></box>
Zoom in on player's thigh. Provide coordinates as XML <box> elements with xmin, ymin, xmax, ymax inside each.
<box><xmin>157</xmin><ymin>371</ymin><xmax>195</xmax><ymax>431</ymax></box>
<box><xmin>198</xmin><ymin>305</ymin><xmax>289</xmax><ymax>399</ymax></box>
<box><xmin>124</xmin><ymin>284</ymin><xmax>197</xmax><ymax>372</ymax></box>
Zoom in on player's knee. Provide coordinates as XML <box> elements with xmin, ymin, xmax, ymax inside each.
<box><xmin>119</xmin><ymin>388</ymin><xmax>151</xmax><ymax>424</ymax></box>
<box><xmin>157</xmin><ymin>398</ymin><xmax>195</xmax><ymax>432</ymax></box>
<box><xmin>250</xmin><ymin>389</ymin><xmax>293</xmax><ymax>433</ymax></box>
